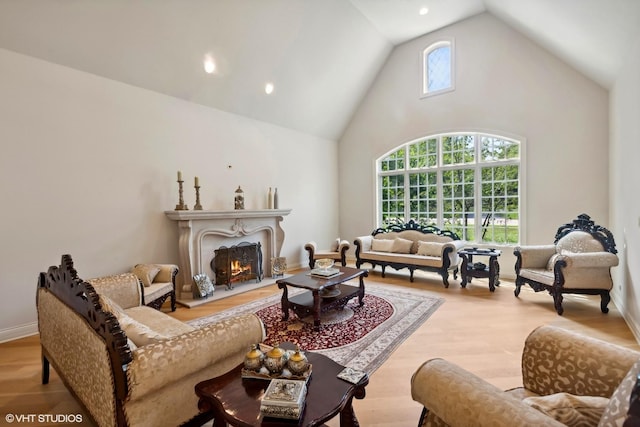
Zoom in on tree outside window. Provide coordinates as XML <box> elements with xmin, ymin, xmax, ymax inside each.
<box><xmin>378</xmin><ymin>133</ymin><xmax>521</xmax><ymax>244</ymax></box>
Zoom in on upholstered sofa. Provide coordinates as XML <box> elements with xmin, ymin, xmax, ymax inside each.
<box><xmin>304</xmin><ymin>238</ymin><xmax>350</xmax><ymax>269</ymax></box>
<box><xmin>411</xmin><ymin>325</ymin><xmax>640</xmax><ymax>427</ymax></box>
<box><xmin>354</xmin><ymin>220</ymin><xmax>465</xmax><ymax>287</ymax></box>
<box><xmin>514</xmin><ymin>214</ymin><xmax>619</xmax><ymax>315</ymax></box>
<box><xmin>36</xmin><ymin>255</ymin><xmax>265</xmax><ymax>427</ymax></box>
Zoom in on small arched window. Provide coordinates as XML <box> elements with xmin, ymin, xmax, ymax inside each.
<box><xmin>422</xmin><ymin>39</ymin><xmax>454</xmax><ymax>97</ymax></box>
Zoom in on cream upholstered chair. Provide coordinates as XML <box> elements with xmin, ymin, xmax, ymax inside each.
<box><xmin>411</xmin><ymin>325</ymin><xmax>640</xmax><ymax>427</ymax></box>
<box><xmin>131</xmin><ymin>263</ymin><xmax>178</xmax><ymax>311</ymax></box>
<box><xmin>304</xmin><ymin>238</ymin><xmax>350</xmax><ymax>269</ymax></box>
<box><xmin>513</xmin><ymin>214</ymin><xmax>618</xmax><ymax>315</ymax></box>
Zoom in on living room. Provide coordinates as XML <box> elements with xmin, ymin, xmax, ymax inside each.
<box><xmin>1</xmin><ymin>1</ymin><xmax>640</xmax><ymax>425</ymax></box>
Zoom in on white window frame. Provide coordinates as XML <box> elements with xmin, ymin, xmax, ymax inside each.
<box><xmin>376</xmin><ymin>132</ymin><xmax>525</xmax><ymax>245</ymax></box>
<box><xmin>421</xmin><ymin>38</ymin><xmax>455</xmax><ymax>98</ymax></box>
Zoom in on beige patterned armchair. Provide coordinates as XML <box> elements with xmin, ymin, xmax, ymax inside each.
<box><xmin>514</xmin><ymin>214</ymin><xmax>619</xmax><ymax>315</ymax></box>
<box><xmin>131</xmin><ymin>263</ymin><xmax>178</xmax><ymax>311</ymax></box>
<box><xmin>305</xmin><ymin>238</ymin><xmax>350</xmax><ymax>269</ymax></box>
<box><xmin>37</xmin><ymin>255</ymin><xmax>265</xmax><ymax>427</ymax></box>
<box><xmin>411</xmin><ymin>325</ymin><xmax>640</xmax><ymax>427</ymax></box>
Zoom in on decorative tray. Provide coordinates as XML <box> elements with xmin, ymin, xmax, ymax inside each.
<box><xmin>241</xmin><ymin>364</ymin><xmax>312</xmax><ymax>381</ymax></box>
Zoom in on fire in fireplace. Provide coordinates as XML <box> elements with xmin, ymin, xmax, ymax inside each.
<box><xmin>211</xmin><ymin>242</ymin><xmax>263</xmax><ymax>290</ymax></box>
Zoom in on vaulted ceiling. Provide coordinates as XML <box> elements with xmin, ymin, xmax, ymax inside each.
<box><xmin>0</xmin><ymin>0</ymin><xmax>638</xmax><ymax>140</ymax></box>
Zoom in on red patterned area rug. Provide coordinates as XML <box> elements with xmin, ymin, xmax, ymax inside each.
<box><xmin>188</xmin><ymin>284</ymin><xmax>443</xmax><ymax>374</ymax></box>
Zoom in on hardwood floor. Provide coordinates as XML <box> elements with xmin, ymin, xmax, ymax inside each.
<box><xmin>2</xmin><ymin>267</ymin><xmax>638</xmax><ymax>427</ymax></box>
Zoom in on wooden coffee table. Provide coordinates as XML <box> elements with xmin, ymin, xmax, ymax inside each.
<box><xmin>193</xmin><ymin>344</ymin><xmax>369</xmax><ymax>427</ymax></box>
<box><xmin>277</xmin><ymin>266</ymin><xmax>368</xmax><ymax>331</ymax></box>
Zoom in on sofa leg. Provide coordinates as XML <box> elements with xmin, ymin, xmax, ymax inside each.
<box><xmin>514</xmin><ymin>277</ymin><xmax>523</xmax><ymax>297</ymax></box>
<box><xmin>600</xmin><ymin>291</ymin><xmax>611</xmax><ymax>314</ymax></box>
<box><xmin>410</xmin><ymin>270</ymin><xmax>415</xmax><ymax>282</ymax></box>
<box><xmin>42</xmin><ymin>353</ymin><xmax>50</xmax><ymax>384</ymax></box>
<box><xmin>381</xmin><ymin>265</ymin><xmax>386</xmax><ymax>277</ymax></box>
<box><xmin>552</xmin><ymin>291</ymin><xmax>564</xmax><ymax>315</ymax></box>
<box><xmin>442</xmin><ymin>272</ymin><xmax>449</xmax><ymax>288</ymax></box>
<box><xmin>170</xmin><ymin>291</ymin><xmax>176</xmax><ymax>312</ymax></box>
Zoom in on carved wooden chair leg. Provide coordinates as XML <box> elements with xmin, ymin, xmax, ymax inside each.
<box><xmin>514</xmin><ymin>277</ymin><xmax>524</xmax><ymax>297</ymax></box>
<box><xmin>409</xmin><ymin>269</ymin><xmax>415</xmax><ymax>282</ymax></box>
<box><xmin>442</xmin><ymin>271</ymin><xmax>450</xmax><ymax>288</ymax></box>
<box><xmin>170</xmin><ymin>291</ymin><xmax>176</xmax><ymax>312</ymax></box>
<box><xmin>601</xmin><ymin>291</ymin><xmax>611</xmax><ymax>313</ymax></box>
<box><xmin>42</xmin><ymin>354</ymin><xmax>50</xmax><ymax>384</ymax></box>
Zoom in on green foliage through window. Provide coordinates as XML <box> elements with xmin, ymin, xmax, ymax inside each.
<box><xmin>378</xmin><ymin>133</ymin><xmax>521</xmax><ymax>244</ymax></box>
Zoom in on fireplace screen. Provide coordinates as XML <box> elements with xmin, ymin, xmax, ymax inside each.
<box><xmin>211</xmin><ymin>242</ymin><xmax>263</xmax><ymax>289</ymax></box>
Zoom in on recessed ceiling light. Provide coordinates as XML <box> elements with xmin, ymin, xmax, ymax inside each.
<box><xmin>265</xmin><ymin>82</ymin><xmax>274</xmax><ymax>95</ymax></box>
<box><xmin>204</xmin><ymin>55</ymin><xmax>216</xmax><ymax>74</ymax></box>
<box><xmin>419</xmin><ymin>6</ymin><xmax>429</xmax><ymax>15</ymax></box>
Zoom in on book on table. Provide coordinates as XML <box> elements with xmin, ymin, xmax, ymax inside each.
<box><xmin>309</xmin><ymin>268</ymin><xmax>342</xmax><ymax>278</ymax></box>
<box><xmin>260</xmin><ymin>378</ymin><xmax>307</xmax><ymax>420</ymax></box>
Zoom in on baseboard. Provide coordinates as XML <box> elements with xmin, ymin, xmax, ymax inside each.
<box><xmin>0</xmin><ymin>321</ymin><xmax>38</xmax><ymax>343</ymax></box>
<box><xmin>612</xmin><ymin>293</ymin><xmax>640</xmax><ymax>343</ymax></box>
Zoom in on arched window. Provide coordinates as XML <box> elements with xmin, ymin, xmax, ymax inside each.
<box><xmin>422</xmin><ymin>39</ymin><xmax>454</xmax><ymax>97</ymax></box>
<box><xmin>377</xmin><ymin>132</ymin><xmax>523</xmax><ymax>244</ymax></box>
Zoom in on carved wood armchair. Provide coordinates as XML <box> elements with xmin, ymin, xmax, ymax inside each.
<box><xmin>514</xmin><ymin>214</ymin><xmax>618</xmax><ymax>315</ymax></box>
<box><xmin>304</xmin><ymin>239</ymin><xmax>350</xmax><ymax>269</ymax></box>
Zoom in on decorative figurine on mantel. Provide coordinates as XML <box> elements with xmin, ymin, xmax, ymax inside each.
<box><xmin>234</xmin><ymin>186</ymin><xmax>245</xmax><ymax>210</ymax></box>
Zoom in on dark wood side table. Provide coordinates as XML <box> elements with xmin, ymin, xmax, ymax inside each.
<box><xmin>458</xmin><ymin>248</ymin><xmax>501</xmax><ymax>292</ymax></box>
<box><xmin>276</xmin><ymin>266</ymin><xmax>368</xmax><ymax>331</ymax></box>
<box><xmin>193</xmin><ymin>345</ymin><xmax>369</xmax><ymax>427</ymax></box>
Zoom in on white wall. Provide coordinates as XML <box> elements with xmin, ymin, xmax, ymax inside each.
<box><xmin>0</xmin><ymin>48</ymin><xmax>339</xmax><ymax>341</ymax></box>
<box><xmin>609</xmin><ymin>33</ymin><xmax>640</xmax><ymax>338</ymax></box>
<box><xmin>338</xmin><ymin>13</ymin><xmax>609</xmax><ymax>275</ymax></box>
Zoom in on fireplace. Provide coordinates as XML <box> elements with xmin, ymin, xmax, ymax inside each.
<box><xmin>164</xmin><ymin>209</ymin><xmax>291</xmax><ymax>304</ymax></box>
<box><xmin>212</xmin><ymin>242</ymin><xmax>263</xmax><ymax>290</ymax></box>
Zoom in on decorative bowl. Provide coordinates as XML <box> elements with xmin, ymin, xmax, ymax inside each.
<box><xmin>315</xmin><ymin>258</ymin><xmax>334</xmax><ymax>271</ymax></box>
<box><xmin>473</xmin><ymin>262</ymin><xmax>487</xmax><ymax>271</ymax></box>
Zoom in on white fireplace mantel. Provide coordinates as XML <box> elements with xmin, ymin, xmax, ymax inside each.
<box><xmin>165</xmin><ymin>209</ymin><xmax>291</xmax><ymax>299</ymax></box>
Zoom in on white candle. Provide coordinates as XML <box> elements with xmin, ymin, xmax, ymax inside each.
<box><xmin>195</xmin><ymin>176</ymin><xmax>199</xmax><ymax>187</ymax></box>
<box><xmin>177</xmin><ymin>171</ymin><xmax>182</xmax><ymax>181</ymax></box>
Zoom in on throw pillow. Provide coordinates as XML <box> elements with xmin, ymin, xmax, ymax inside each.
<box><xmin>371</xmin><ymin>239</ymin><xmax>394</xmax><ymax>252</ymax></box>
<box><xmin>598</xmin><ymin>359</ymin><xmax>640</xmax><ymax>427</ymax></box>
<box><xmin>523</xmin><ymin>393</ymin><xmax>609</xmax><ymax>427</ymax></box>
<box><xmin>417</xmin><ymin>241</ymin><xmax>443</xmax><ymax>257</ymax></box>
<box><xmin>118</xmin><ymin>314</ymin><xmax>168</xmax><ymax>346</ymax></box>
<box><xmin>391</xmin><ymin>237</ymin><xmax>413</xmax><ymax>254</ymax></box>
<box><xmin>330</xmin><ymin>238</ymin><xmax>340</xmax><ymax>252</ymax></box>
<box><xmin>99</xmin><ymin>294</ymin><xmax>127</xmax><ymax>319</ymax></box>
<box><xmin>132</xmin><ymin>264</ymin><xmax>161</xmax><ymax>287</ymax></box>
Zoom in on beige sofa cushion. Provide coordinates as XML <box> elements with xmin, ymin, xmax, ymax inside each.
<box><xmin>372</xmin><ymin>239</ymin><xmax>394</xmax><ymax>252</ymax></box>
<box><xmin>523</xmin><ymin>393</ymin><xmax>609</xmax><ymax>427</ymax></box>
<box><xmin>392</xmin><ymin>237</ymin><xmax>414</xmax><ymax>254</ymax></box>
<box><xmin>418</xmin><ymin>241</ymin><xmax>443</xmax><ymax>257</ymax></box>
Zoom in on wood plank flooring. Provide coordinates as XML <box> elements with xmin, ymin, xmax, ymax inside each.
<box><xmin>1</xmin><ymin>267</ymin><xmax>638</xmax><ymax>427</ymax></box>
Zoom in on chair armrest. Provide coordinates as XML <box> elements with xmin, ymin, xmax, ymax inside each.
<box><xmin>86</xmin><ymin>273</ymin><xmax>142</xmax><ymax>309</ymax></box>
<box><xmin>127</xmin><ymin>313</ymin><xmax>265</xmax><ymax>401</ymax></box>
<box><xmin>354</xmin><ymin>236</ymin><xmax>372</xmax><ymax>252</ymax></box>
<box><xmin>522</xmin><ymin>325</ymin><xmax>639</xmax><ymax>397</ymax></box>
<box><xmin>153</xmin><ymin>264</ymin><xmax>178</xmax><ymax>284</ymax></box>
<box><xmin>514</xmin><ymin>245</ymin><xmax>556</xmax><ymax>269</ymax></box>
<box><xmin>338</xmin><ymin>240</ymin><xmax>350</xmax><ymax>252</ymax></box>
<box><xmin>558</xmin><ymin>252</ymin><xmax>619</xmax><ymax>269</ymax></box>
<box><xmin>304</xmin><ymin>242</ymin><xmax>317</xmax><ymax>268</ymax></box>
<box><xmin>411</xmin><ymin>358</ymin><xmax>563</xmax><ymax>427</ymax></box>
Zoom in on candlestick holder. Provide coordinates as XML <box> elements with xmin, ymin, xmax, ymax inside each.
<box><xmin>194</xmin><ymin>185</ymin><xmax>203</xmax><ymax>210</ymax></box>
<box><xmin>175</xmin><ymin>179</ymin><xmax>188</xmax><ymax>210</ymax></box>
